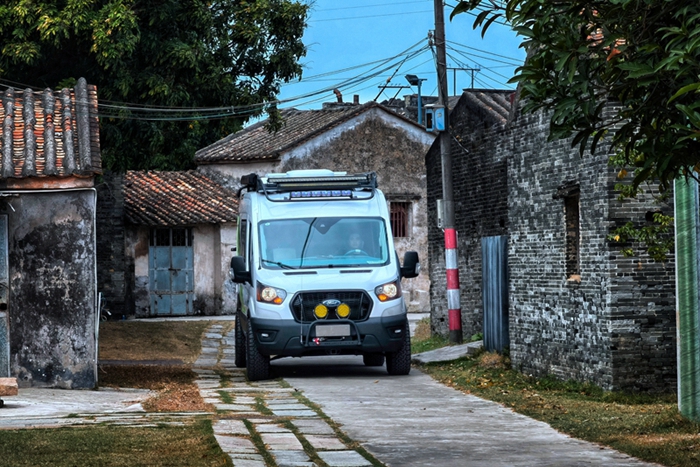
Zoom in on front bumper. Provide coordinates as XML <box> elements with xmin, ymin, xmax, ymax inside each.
<box><xmin>249</xmin><ymin>314</ymin><xmax>408</xmax><ymax>357</ymax></box>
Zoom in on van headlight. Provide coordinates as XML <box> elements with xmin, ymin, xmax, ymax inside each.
<box><xmin>256</xmin><ymin>282</ymin><xmax>287</xmax><ymax>305</ymax></box>
<box><xmin>374</xmin><ymin>280</ymin><xmax>402</xmax><ymax>302</ymax></box>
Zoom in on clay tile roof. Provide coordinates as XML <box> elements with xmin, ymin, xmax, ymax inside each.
<box><xmin>461</xmin><ymin>90</ymin><xmax>514</xmax><ymax>126</ymax></box>
<box><xmin>124</xmin><ymin>170</ymin><xmax>239</xmax><ymax>226</ymax></box>
<box><xmin>195</xmin><ymin>102</ymin><xmax>396</xmax><ymax>164</ymax></box>
<box><xmin>0</xmin><ymin>77</ymin><xmax>101</xmax><ymax>179</ymax></box>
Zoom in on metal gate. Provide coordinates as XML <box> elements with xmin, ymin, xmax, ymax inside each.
<box><xmin>0</xmin><ymin>215</ymin><xmax>9</xmax><ymax>376</ymax></box>
<box><xmin>149</xmin><ymin>228</ymin><xmax>194</xmax><ymax>316</ymax></box>
<box><xmin>482</xmin><ymin>235</ymin><xmax>509</xmax><ymax>352</ymax></box>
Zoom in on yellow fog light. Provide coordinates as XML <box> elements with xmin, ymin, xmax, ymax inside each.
<box><xmin>314</xmin><ymin>304</ymin><xmax>328</xmax><ymax>319</ymax></box>
<box><xmin>336</xmin><ymin>303</ymin><xmax>350</xmax><ymax>318</ymax></box>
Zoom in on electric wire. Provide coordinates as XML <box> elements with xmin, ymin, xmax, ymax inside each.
<box><xmin>0</xmin><ymin>34</ymin><xmax>521</xmax><ymax>121</ymax></box>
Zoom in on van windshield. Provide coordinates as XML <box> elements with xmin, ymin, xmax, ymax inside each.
<box><xmin>259</xmin><ymin>217</ymin><xmax>390</xmax><ymax>269</ymax></box>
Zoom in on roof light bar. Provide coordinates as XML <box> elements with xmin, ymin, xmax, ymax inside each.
<box><xmin>239</xmin><ymin>170</ymin><xmax>378</xmax><ymax>201</ymax></box>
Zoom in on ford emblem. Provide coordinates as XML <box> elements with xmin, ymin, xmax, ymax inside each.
<box><xmin>323</xmin><ymin>299</ymin><xmax>341</xmax><ymax>308</ymax></box>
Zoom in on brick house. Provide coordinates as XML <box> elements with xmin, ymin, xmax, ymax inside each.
<box><xmin>428</xmin><ymin>90</ymin><xmax>676</xmax><ymax>392</ymax></box>
<box><xmin>0</xmin><ymin>78</ymin><xmax>102</xmax><ymax>388</ymax></box>
<box><xmin>195</xmin><ymin>101</ymin><xmax>436</xmax><ymax>312</ymax></box>
<box><xmin>97</xmin><ymin>170</ymin><xmax>239</xmax><ymax>317</ymax></box>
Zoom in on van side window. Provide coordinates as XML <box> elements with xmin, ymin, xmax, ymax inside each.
<box><xmin>240</xmin><ymin>219</ymin><xmax>248</xmax><ymax>266</ymax></box>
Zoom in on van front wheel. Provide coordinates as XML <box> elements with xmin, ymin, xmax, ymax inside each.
<box><xmin>386</xmin><ymin>322</ymin><xmax>411</xmax><ymax>375</ymax></box>
<box><xmin>246</xmin><ymin>319</ymin><xmax>271</xmax><ymax>381</ymax></box>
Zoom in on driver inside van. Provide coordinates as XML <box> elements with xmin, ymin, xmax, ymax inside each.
<box><xmin>345</xmin><ymin>232</ymin><xmax>367</xmax><ymax>255</ymax></box>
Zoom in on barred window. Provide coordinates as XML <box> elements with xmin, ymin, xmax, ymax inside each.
<box><xmin>390</xmin><ymin>202</ymin><xmax>410</xmax><ymax>238</ymax></box>
<box><xmin>150</xmin><ymin>228</ymin><xmax>193</xmax><ymax>247</ymax></box>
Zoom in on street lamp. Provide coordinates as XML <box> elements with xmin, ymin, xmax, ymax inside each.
<box><xmin>405</xmin><ymin>74</ymin><xmax>427</xmax><ymax>125</ymax></box>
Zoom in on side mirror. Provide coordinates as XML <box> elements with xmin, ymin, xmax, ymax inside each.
<box><xmin>230</xmin><ymin>256</ymin><xmax>251</xmax><ymax>284</ymax></box>
<box><xmin>400</xmin><ymin>251</ymin><xmax>420</xmax><ymax>279</ymax></box>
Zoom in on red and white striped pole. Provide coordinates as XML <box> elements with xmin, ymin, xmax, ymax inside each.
<box><xmin>445</xmin><ymin>228</ymin><xmax>462</xmax><ymax>343</ymax></box>
<box><xmin>434</xmin><ymin>0</ymin><xmax>463</xmax><ymax>343</ymax></box>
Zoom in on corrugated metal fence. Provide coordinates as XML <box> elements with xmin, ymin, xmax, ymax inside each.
<box><xmin>481</xmin><ymin>235</ymin><xmax>509</xmax><ymax>352</ymax></box>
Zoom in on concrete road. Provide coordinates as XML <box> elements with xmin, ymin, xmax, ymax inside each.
<box><xmin>272</xmin><ymin>355</ymin><xmax>661</xmax><ymax>467</ymax></box>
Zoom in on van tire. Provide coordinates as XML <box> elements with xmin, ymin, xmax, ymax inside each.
<box><xmin>246</xmin><ymin>318</ymin><xmax>270</xmax><ymax>381</ymax></box>
<box><xmin>363</xmin><ymin>353</ymin><xmax>385</xmax><ymax>366</ymax></box>
<box><xmin>234</xmin><ymin>314</ymin><xmax>246</xmax><ymax>368</ymax></box>
<box><xmin>386</xmin><ymin>322</ymin><xmax>411</xmax><ymax>375</ymax></box>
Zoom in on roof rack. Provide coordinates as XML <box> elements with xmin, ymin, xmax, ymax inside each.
<box><xmin>240</xmin><ymin>170</ymin><xmax>378</xmax><ymax>202</ymax></box>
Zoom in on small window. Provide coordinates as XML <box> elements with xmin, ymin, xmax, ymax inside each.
<box><xmin>564</xmin><ymin>194</ymin><xmax>580</xmax><ymax>280</ymax></box>
<box><xmin>239</xmin><ymin>219</ymin><xmax>248</xmax><ymax>266</ymax></box>
<box><xmin>150</xmin><ymin>228</ymin><xmax>192</xmax><ymax>247</ymax></box>
<box><xmin>390</xmin><ymin>202</ymin><xmax>410</xmax><ymax>238</ymax></box>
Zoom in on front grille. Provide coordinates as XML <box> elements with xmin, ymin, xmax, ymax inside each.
<box><xmin>291</xmin><ymin>291</ymin><xmax>372</xmax><ymax>322</ymax></box>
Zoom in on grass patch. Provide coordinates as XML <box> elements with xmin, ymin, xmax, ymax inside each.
<box><xmin>410</xmin><ymin>317</ymin><xmax>450</xmax><ymax>354</ymax></box>
<box><xmin>0</xmin><ymin>420</ymin><xmax>232</xmax><ymax>466</ymax></box>
<box><xmin>411</xmin><ymin>335</ymin><xmax>449</xmax><ymax>354</ymax></box>
<box><xmin>217</xmin><ymin>390</ymin><xmax>234</xmax><ymax>404</ymax></box>
<box><xmin>98</xmin><ymin>320</ymin><xmax>213</xmax><ymax>363</ymax></box>
<box><xmin>255</xmin><ymin>395</ymin><xmax>273</xmax><ymax>416</ymax></box>
<box><xmin>418</xmin><ymin>351</ymin><xmax>700</xmax><ymax>467</ymax></box>
<box><xmin>99</xmin><ymin>364</ymin><xmax>196</xmax><ymax>389</ymax></box>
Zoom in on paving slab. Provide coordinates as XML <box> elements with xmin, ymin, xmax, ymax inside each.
<box><xmin>304</xmin><ymin>435</ymin><xmax>347</xmax><ymax>450</ymax></box>
<box><xmin>292</xmin><ymin>418</ymin><xmax>336</xmax><ymax>435</ymax></box>
<box><xmin>255</xmin><ymin>423</ymin><xmax>291</xmax><ymax>433</ymax></box>
<box><xmin>317</xmin><ymin>451</ymin><xmax>372</xmax><ymax>467</ymax></box>
<box><xmin>213</xmin><ymin>419</ymin><xmax>249</xmax><ymax>436</ymax></box>
<box><xmin>214</xmin><ymin>434</ymin><xmax>258</xmax><ymax>454</ymax></box>
<box><xmin>411</xmin><ymin>341</ymin><xmax>482</xmax><ymax>364</ymax></box>
<box><xmin>260</xmin><ymin>432</ymin><xmax>304</xmax><ymax>450</ymax></box>
<box><xmin>227</xmin><ymin>457</ymin><xmax>267</xmax><ymax>467</ymax></box>
<box><xmin>0</xmin><ymin>387</ymin><xmax>150</xmax><ymax>422</ymax></box>
<box><xmin>270</xmin><ymin>450</ymin><xmax>315</xmax><ymax>467</ymax></box>
<box><xmin>271</xmin><ymin>409</ymin><xmax>318</xmax><ymax>418</ymax></box>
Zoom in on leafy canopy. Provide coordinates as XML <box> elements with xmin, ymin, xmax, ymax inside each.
<box><xmin>0</xmin><ymin>0</ymin><xmax>309</xmax><ymax>171</ymax></box>
<box><xmin>452</xmin><ymin>0</ymin><xmax>700</xmax><ymax>190</ymax></box>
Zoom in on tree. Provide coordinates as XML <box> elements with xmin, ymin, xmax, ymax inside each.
<box><xmin>452</xmin><ymin>1</ymin><xmax>700</xmax><ymax>189</ymax></box>
<box><xmin>0</xmin><ymin>0</ymin><xmax>308</xmax><ymax>171</ymax></box>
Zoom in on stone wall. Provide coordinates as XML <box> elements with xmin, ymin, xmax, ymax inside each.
<box><xmin>428</xmin><ymin>104</ymin><xmax>676</xmax><ymax>392</ymax></box>
<box><xmin>8</xmin><ymin>191</ymin><xmax>97</xmax><ymax>388</ymax></box>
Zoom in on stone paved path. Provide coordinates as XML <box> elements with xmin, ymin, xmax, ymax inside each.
<box><xmin>196</xmin><ymin>323</ymin><xmax>378</xmax><ymax>467</ymax></box>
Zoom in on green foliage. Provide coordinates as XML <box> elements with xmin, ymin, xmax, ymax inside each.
<box><xmin>452</xmin><ymin>0</ymin><xmax>700</xmax><ymax>190</ymax></box>
<box><xmin>607</xmin><ymin>152</ymin><xmax>675</xmax><ymax>261</ymax></box>
<box><xmin>0</xmin><ymin>0</ymin><xmax>308</xmax><ymax>171</ymax></box>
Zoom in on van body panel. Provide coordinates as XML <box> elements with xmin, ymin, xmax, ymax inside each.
<box><xmin>233</xmin><ymin>170</ymin><xmax>416</xmax><ymax>379</ymax></box>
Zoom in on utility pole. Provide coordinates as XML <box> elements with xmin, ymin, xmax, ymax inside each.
<box><xmin>434</xmin><ymin>0</ymin><xmax>462</xmax><ymax>344</ymax></box>
<box><xmin>447</xmin><ymin>66</ymin><xmax>481</xmax><ymax>93</ymax></box>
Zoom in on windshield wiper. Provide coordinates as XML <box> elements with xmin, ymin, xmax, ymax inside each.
<box><xmin>261</xmin><ymin>258</ymin><xmax>297</xmax><ymax>270</ymax></box>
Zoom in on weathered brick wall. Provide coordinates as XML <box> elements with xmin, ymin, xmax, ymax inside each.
<box><xmin>428</xmin><ymin>103</ymin><xmax>676</xmax><ymax>392</ymax></box>
<box><xmin>96</xmin><ymin>173</ymin><xmax>131</xmax><ymax>318</ymax></box>
<box><xmin>427</xmin><ymin>100</ymin><xmax>510</xmax><ymax>339</ymax></box>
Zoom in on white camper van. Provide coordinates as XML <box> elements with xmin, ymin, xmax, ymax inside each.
<box><xmin>230</xmin><ymin>169</ymin><xmax>420</xmax><ymax>381</ymax></box>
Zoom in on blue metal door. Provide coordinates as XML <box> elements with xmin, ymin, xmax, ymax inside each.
<box><xmin>482</xmin><ymin>235</ymin><xmax>509</xmax><ymax>352</ymax></box>
<box><xmin>149</xmin><ymin>228</ymin><xmax>194</xmax><ymax>316</ymax></box>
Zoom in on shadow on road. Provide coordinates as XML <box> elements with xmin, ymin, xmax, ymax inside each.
<box><xmin>269</xmin><ymin>355</ymin><xmax>400</xmax><ymax>380</ymax></box>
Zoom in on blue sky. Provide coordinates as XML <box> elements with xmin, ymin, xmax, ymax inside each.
<box><xmin>276</xmin><ymin>0</ymin><xmax>526</xmax><ymax>110</ymax></box>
